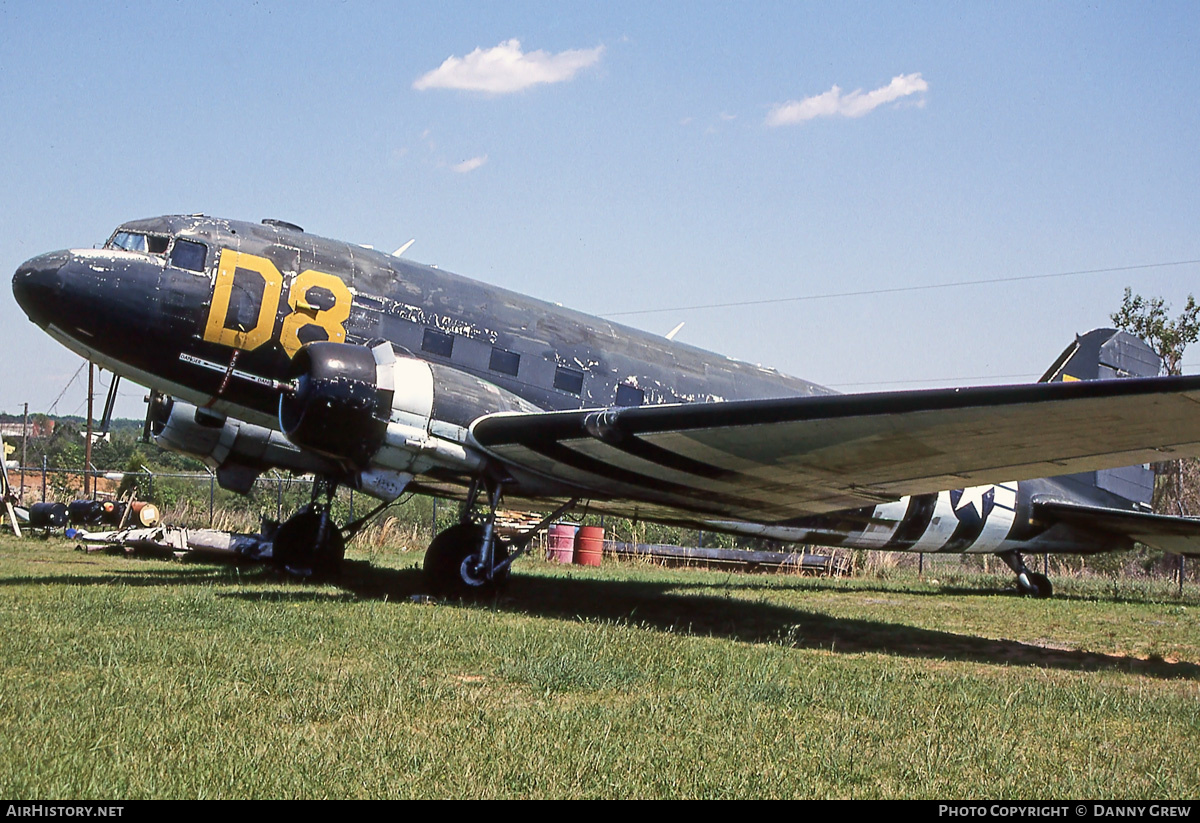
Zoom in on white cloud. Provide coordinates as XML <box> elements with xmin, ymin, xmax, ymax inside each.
<box><xmin>765</xmin><ymin>73</ymin><xmax>928</xmax><ymax>127</ymax></box>
<box><xmin>452</xmin><ymin>155</ymin><xmax>488</xmax><ymax>173</ymax></box>
<box><xmin>413</xmin><ymin>39</ymin><xmax>604</xmax><ymax>93</ymax></box>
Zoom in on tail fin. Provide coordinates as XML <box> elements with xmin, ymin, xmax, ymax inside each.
<box><xmin>1040</xmin><ymin>328</ymin><xmax>1161</xmax><ymax>505</ymax></box>
<box><xmin>1039</xmin><ymin>327</ymin><xmax>1162</xmax><ymax>383</ymax></box>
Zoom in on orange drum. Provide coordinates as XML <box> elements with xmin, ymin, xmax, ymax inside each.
<box><xmin>573</xmin><ymin>525</ymin><xmax>604</xmax><ymax>567</ymax></box>
<box><xmin>130</xmin><ymin>501</ymin><xmax>160</xmax><ymax>527</ymax></box>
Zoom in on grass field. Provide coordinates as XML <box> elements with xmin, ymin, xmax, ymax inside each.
<box><xmin>0</xmin><ymin>533</ymin><xmax>1198</xmax><ymax>799</ymax></box>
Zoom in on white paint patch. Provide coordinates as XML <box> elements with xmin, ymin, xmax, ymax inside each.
<box><xmin>854</xmin><ymin>497</ymin><xmax>909</xmax><ymax>549</ymax></box>
<box><xmin>963</xmin><ymin>482</ymin><xmax>1019</xmax><ymax>553</ymax></box>
<box><xmin>907</xmin><ymin>491</ymin><xmax>961</xmax><ymax>552</ymax></box>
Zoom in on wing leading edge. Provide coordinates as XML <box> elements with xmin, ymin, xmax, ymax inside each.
<box><xmin>469</xmin><ymin>375</ymin><xmax>1200</xmax><ymax>524</ymax></box>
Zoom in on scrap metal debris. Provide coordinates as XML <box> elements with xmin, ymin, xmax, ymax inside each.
<box><xmin>74</xmin><ymin>524</ymin><xmax>273</xmax><ymax>562</ymax></box>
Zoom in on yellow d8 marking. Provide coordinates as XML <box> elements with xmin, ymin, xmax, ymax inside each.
<box><xmin>202</xmin><ymin>249</ymin><xmax>352</xmax><ymax>357</ymax></box>
<box><xmin>280</xmin><ymin>269</ymin><xmax>352</xmax><ymax>357</ymax></box>
<box><xmin>203</xmin><ymin>250</ymin><xmax>283</xmax><ymax>351</ymax></box>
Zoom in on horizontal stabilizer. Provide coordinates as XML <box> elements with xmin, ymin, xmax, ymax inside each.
<box><xmin>1033</xmin><ymin>498</ymin><xmax>1200</xmax><ymax>557</ymax></box>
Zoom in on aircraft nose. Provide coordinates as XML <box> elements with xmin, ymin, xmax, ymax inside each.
<box><xmin>12</xmin><ymin>251</ymin><xmax>69</xmax><ymax>327</ymax></box>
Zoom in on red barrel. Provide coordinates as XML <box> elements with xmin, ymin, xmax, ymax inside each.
<box><xmin>547</xmin><ymin>523</ymin><xmax>577</xmax><ymax>563</ymax></box>
<box><xmin>574</xmin><ymin>525</ymin><xmax>605</xmax><ymax>567</ymax></box>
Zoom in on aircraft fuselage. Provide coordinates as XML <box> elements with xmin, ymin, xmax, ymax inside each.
<box><xmin>12</xmin><ymin>215</ymin><xmax>1160</xmax><ymax>564</ymax></box>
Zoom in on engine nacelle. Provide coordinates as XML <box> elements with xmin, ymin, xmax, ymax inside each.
<box><xmin>153</xmin><ymin>397</ymin><xmax>340</xmax><ymax>493</ymax></box>
<box><xmin>279</xmin><ymin>341</ymin><xmax>487</xmax><ymax>483</ymax></box>
<box><xmin>279</xmin><ymin>342</ymin><xmax>420</xmax><ymax>467</ymax></box>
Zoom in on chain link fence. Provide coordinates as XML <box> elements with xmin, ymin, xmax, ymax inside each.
<box><xmin>6</xmin><ymin>463</ymin><xmax>1195</xmax><ymax>586</ymax></box>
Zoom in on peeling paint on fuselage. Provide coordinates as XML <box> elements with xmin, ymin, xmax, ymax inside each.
<box><xmin>77</xmin><ymin>215</ymin><xmax>832</xmax><ymax>426</ymax></box>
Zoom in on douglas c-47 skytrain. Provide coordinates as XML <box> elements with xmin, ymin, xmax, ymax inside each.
<box><xmin>14</xmin><ymin>215</ymin><xmax>1200</xmax><ymax>597</ymax></box>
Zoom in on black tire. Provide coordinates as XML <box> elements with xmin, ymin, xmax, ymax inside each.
<box><xmin>1027</xmin><ymin>571</ymin><xmax>1053</xmax><ymax>599</ymax></box>
<box><xmin>273</xmin><ymin>504</ymin><xmax>346</xmax><ymax>577</ymax></box>
<box><xmin>423</xmin><ymin>522</ymin><xmax>509</xmax><ymax>599</ymax></box>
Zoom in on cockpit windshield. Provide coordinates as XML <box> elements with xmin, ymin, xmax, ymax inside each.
<box><xmin>106</xmin><ymin>230</ymin><xmax>208</xmax><ymax>273</ymax></box>
<box><xmin>109</xmin><ymin>231</ymin><xmax>169</xmax><ymax>254</ymax></box>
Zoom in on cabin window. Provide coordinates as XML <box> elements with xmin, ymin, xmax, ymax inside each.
<box><xmin>489</xmin><ymin>347</ymin><xmax>520</xmax><ymax>376</ymax></box>
<box><xmin>615</xmin><ymin>384</ymin><xmax>644</xmax><ymax>407</ymax></box>
<box><xmin>224</xmin><ymin>269</ymin><xmax>266</xmax><ymax>332</ymax></box>
<box><xmin>554</xmin><ymin>366</ymin><xmax>584</xmax><ymax>395</ymax></box>
<box><xmin>170</xmin><ymin>239</ymin><xmax>207</xmax><ymax>273</ymax></box>
<box><xmin>422</xmin><ymin>328</ymin><xmax>454</xmax><ymax>358</ymax></box>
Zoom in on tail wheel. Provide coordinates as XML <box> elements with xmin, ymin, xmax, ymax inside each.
<box><xmin>1017</xmin><ymin>570</ymin><xmax>1054</xmax><ymax>598</ymax></box>
<box><xmin>1027</xmin><ymin>571</ymin><xmax>1053</xmax><ymax>599</ymax></box>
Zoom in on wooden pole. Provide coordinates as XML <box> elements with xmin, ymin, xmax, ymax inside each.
<box><xmin>84</xmin><ymin>363</ymin><xmax>94</xmax><ymax>497</ymax></box>
<box><xmin>20</xmin><ymin>402</ymin><xmax>27</xmax><ymax>503</ymax></box>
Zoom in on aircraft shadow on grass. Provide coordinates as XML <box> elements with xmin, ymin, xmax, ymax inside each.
<box><xmin>4</xmin><ymin>558</ymin><xmax>1194</xmax><ymax>679</ymax></box>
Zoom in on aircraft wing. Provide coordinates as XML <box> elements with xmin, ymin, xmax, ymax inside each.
<box><xmin>470</xmin><ymin>375</ymin><xmax>1200</xmax><ymax>524</ymax></box>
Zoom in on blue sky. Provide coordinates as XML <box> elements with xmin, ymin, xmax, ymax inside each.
<box><xmin>2</xmin><ymin>1</ymin><xmax>1199</xmax><ymax>419</ymax></box>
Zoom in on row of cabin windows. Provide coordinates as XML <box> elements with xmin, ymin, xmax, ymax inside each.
<box><xmin>109</xmin><ymin>231</ymin><xmax>208</xmax><ymax>274</ymax></box>
<box><xmin>419</xmin><ymin>325</ymin><xmax>644</xmax><ymax>405</ymax></box>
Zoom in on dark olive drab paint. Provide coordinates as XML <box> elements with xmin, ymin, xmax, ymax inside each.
<box><xmin>103</xmin><ymin>216</ymin><xmax>830</xmax><ymax>420</ymax></box>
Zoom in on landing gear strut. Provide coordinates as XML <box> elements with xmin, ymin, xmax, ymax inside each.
<box><xmin>273</xmin><ymin>477</ymin><xmax>346</xmax><ymax>577</ymax></box>
<box><xmin>1000</xmin><ymin>550</ymin><xmax>1053</xmax><ymax>598</ymax></box>
<box><xmin>422</xmin><ymin>480</ymin><xmax>578</xmax><ymax>599</ymax></box>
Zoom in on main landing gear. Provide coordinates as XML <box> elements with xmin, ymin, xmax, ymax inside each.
<box><xmin>423</xmin><ymin>480</ymin><xmax>578</xmax><ymax>599</ymax></box>
<box><xmin>1000</xmin><ymin>550</ymin><xmax>1053</xmax><ymax>598</ymax></box>
<box><xmin>272</xmin><ymin>477</ymin><xmax>346</xmax><ymax>577</ymax></box>
<box><xmin>272</xmin><ymin>475</ymin><xmax>400</xmax><ymax>578</ymax></box>
<box><xmin>268</xmin><ymin>472</ymin><xmax>578</xmax><ymax>593</ymax></box>
<box><xmin>423</xmin><ymin>521</ymin><xmax>511</xmax><ymax>598</ymax></box>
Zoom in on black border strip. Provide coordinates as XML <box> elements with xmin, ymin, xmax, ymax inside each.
<box><xmin>605</xmin><ymin>434</ymin><xmax>734</xmax><ymax>480</ymax></box>
<box><xmin>515</xmin><ymin>438</ymin><xmax>771</xmax><ymax>513</ymax></box>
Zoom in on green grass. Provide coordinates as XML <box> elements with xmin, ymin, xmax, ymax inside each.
<box><xmin>1</xmin><ymin>534</ymin><xmax>1198</xmax><ymax>798</ymax></box>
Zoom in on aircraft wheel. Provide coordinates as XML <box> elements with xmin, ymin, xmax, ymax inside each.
<box><xmin>273</xmin><ymin>504</ymin><xmax>346</xmax><ymax>577</ymax></box>
<box><xmin>1027</xmin><ymin>571</ymin><xmax>1053</xmax><ymax>599</ymax></box>
<box><xmin>423</xmin><ymin>523</ymin><xmax>509</xmax><ymax>599</ymax></box>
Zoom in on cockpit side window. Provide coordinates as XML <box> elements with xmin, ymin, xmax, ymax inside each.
<box><xmin>170</xmin><ymin>238</ymin><xmax>208</xmax><ymax>273</ymax></box>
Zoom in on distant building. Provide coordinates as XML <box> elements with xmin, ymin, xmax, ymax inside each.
<box><xmin>0</xmin><ymin>419</ymin><xmax>55</xmax><ymax>439</ymax></box>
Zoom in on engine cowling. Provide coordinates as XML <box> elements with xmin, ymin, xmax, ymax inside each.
<box><xmin>278</xmin><ymin>342</ymin><xmax>418</xmax><ymax>467</ymax></box>
<box><xmin>278</xmin><ymin>341</ymin><xmax>488</xmax><ymax>486</ymax></box>
<box><xmin>158</xmin><ymin>341</ymin><xmax>536</xmax><ymax>502</ymax></box>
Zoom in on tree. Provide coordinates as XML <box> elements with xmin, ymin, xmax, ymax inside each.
<box><xmin>1110</xmin><ymin>287</ymin><xmax>1200</xmax><ymax>375</ymax></box>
